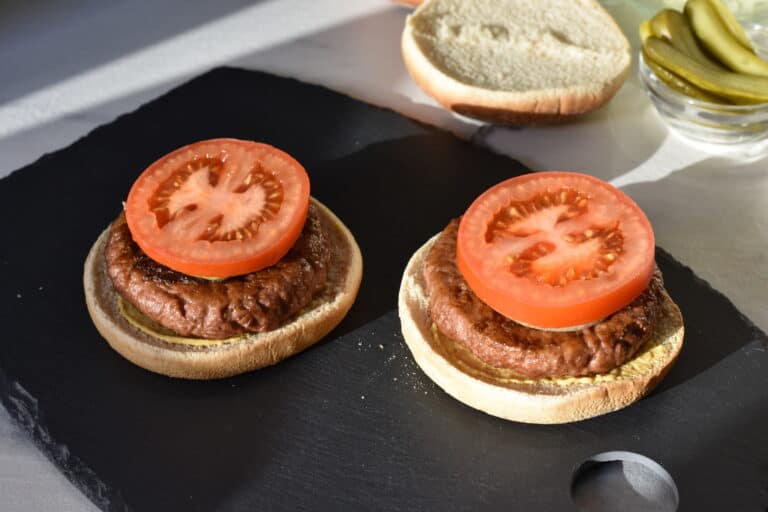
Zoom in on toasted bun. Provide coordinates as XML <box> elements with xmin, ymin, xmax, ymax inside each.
<box><xmin>398</xmin><ymin>236</ymin><xmax>684</xmax><ymax>424</ymax></box>
<box><xmin>401</xmin><ymin>0</ymin><xmax>631</xmax><ymax>124</ymax></box>
<box><xmin>84</xmin><ymin>199</ymin><xmax>363</xmax><ymax>380</ymax></box>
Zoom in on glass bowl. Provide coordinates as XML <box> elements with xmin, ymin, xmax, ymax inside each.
<box><xmin>622</xmin><ymin>0</ymin><xmax>768</xmax><ymax>24</ymax></box>
<box><xmin>638</xmin><ymin>53</ymin><xmax>768</xmax><ymax>145</ymax></box>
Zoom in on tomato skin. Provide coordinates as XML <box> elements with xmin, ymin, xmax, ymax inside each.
<box><xmin>456</xmin><ymin>172</ymin><xmax>656</xmax><ymax>329</ymax></box>
<box><xmin>125</xmin><ymin>139</ymin><xmax>310</xmax><ymax>279</ymax></box>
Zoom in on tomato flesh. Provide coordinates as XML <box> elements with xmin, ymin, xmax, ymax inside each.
<box><xmin>456</xmin><ymin>172</ymin><xmax>655</xmax><ymax>329</ymax></box>
<box><xmin>125</xmin><ymin>139</ymin><xmax>310</xmax><ymax>278</ymax></box>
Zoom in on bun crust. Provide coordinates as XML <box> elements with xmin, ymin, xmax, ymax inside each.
<box><xmin>401</xmin><ymin>0</ymin><xmax>631</xmax><ymax>125</ymax></box>
<box><xmin>84</xmin><ymin>199</ymin><xmax>362</xmax><ymax>379</ymax></box>
<box><xmin>392</xmin><ymin>0</ymin><xmax>424</xmax><ymax>7</ymax></box>
<box><xmin>398</xmin><ymin>236</ymin><xmax>684</xmax><ymax>424</ymax></box>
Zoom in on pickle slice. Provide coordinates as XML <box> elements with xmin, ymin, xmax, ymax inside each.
<box><xmin>650</xmin><ymin>9</ymin><xmax>725</xmax><ymax>70</ymax></box>
<box><xmin>706</xmin><ymin>0</ymin><xmax>754</xmax><ymax>52</ymax></box>
<box><xmin>643</xmin><ymin>36</ymin><xmax>768</xmax><ymax>103</ymax></box>
<box><xmin>642</xmin><ymin>51</ymin><xmax>731</xmax><ymax>103</ymax></box>
<box><xmin>685</xmin><ymin>0</ymin><xmax>768</xmax><ymax>77</ymax></box>
<box><xmin>639</xmin><ymin>19</ymin><xmax>654</xmax><ymax>43</ymax></box>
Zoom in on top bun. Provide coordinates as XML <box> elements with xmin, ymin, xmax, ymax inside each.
<box><xmin>401</xmin><ymin>0</ymin><xmax>631</xmax><ymax>124</ymax></box>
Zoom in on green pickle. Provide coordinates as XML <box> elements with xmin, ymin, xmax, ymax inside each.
<box><xmin>639</xmin><ymin>0</ymin><xmax>768</xmax><ymax>104</ymax></box>
<box><xmin>643</xmin><ymin>50</ymin><xmax>730</xmax><ymax>103</ymax></box>
<box><xmin>706</xmin><ymin>0</ymin><xmax>754</xmax><ymax>52</ymax></box>
<box><xmin>643</xmin><ymin>36</ymin><xmax>768</xmax><ymax>104</ymax></box>
<box><xmin>685</xmin><ymin>0</ymin><xmax>768</xmax><ymax>77</ymax></box>
<box><xmin>649</xmin><ymin>9</ymin><xmax>724</xmax><ymax>70</ymax></box>
<box><xmin>639</xmin><ymin>19</ymin><xmax>654</xmax><ymax>43</ymax></box>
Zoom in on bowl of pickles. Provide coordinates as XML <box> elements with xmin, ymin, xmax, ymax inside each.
<box><xmin>638</xmin><ymin>0</ymin><xmax>768</xmax><ymax>145</ymax></box>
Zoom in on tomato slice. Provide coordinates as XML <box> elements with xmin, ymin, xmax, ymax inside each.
<box><xmin>125</xmin><ymin>139</ymin><xmax>310</xmax><ymax>278</ymax></box>
<box><xmin>456</xmin><ymin>172</ymin><xmax>655</xmax><ymax>329</ymax></box>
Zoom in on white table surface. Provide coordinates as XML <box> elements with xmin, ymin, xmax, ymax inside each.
<box><xmin>1</xmin><ymin>1</ymin><xmax>766</xmax><ymax>510</ymax></box>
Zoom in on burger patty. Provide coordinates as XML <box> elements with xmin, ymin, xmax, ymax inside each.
<box><xmin>105</xmin><ymin>203</ymin><xmax>331</xmax><ymax>339</ymax></box>
<box><xmin>423</xmin><ymin>219</ymin><xmax>664</xmax><ymax>379</ymax></box>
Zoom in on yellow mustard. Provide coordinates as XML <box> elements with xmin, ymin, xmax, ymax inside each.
<box><xmin>118</xmin><ymin>297</ymin><xmax>245</xmax><ymax>347</ymax></box>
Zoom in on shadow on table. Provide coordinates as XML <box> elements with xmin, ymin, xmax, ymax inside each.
<box><xmin>0</xmin><ymin>3</ymin><xmax>464</xmax><ymax>176</ymax></box>
<box><xmin>0</xmin><ymin>0</ymin><xmax>269</xmax><ymax>106</ymax></box>
<box><xmin>464</xmin><ymin>70</ymin><xmax>668</xmax><ymax>182</ymax></box>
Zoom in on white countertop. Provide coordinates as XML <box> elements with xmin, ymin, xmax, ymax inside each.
<box><xmin>1</xmin><ymin>1</ymin><xmax>766</xmax><ymax>510</ymax></box>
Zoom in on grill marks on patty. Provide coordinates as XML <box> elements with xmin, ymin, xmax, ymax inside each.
<box><xmin>423</xmin><ymin>219</ymin><xmax>663</xmax><ymax>379</ymax></box>
<box><xmin>105</xmin><ymin>203</ymin><xmax>331</xmax><ymax>339</ymax></box>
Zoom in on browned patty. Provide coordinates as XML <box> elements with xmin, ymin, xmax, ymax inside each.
<box><xmin>105</xmin><ymin>203</ymin><xmax>331</xmax><ymax>339</ymax></box>
<box><xmin>423</xmin><ymin>219</ymin><xmax>663</xmax><ymax>379</ymax></box>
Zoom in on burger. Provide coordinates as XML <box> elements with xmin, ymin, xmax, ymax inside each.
<box><xmin>398</xmin><ymin>172</ymin><xmax>684</xmax><ymax>423</ymax></box>
<box><xmin>84</xmin><ymin>139</ymin><xmax>362</xmax><ymax>379</ymax></box>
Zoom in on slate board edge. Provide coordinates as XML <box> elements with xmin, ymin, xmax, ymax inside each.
<box><xmin>0</xmin><ymin>66</ymin><xmax>766</xmax><ymax>512</ymax></box>
<box><xmin>0</xmin><ymin>379</ymin><xmax>129</xmax><ymax>511</ymax></box>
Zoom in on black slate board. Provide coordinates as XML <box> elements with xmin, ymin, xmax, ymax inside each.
<box><xmin>1</xmin><ymin>68</ymin><xmax>767</xmax><ymax>511</ymax></box>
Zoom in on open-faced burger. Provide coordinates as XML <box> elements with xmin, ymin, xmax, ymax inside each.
<box><xmin>398</xmin><ymin>172</ymin><xmax>684</xmax><ymax>423</ymax></box>
<box><xmin>84</xmin><ymin>139</ymin><xmax>362</xmax><ymax>379</ymax></box>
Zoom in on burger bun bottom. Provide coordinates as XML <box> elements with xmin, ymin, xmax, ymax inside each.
<box><xmin>84</xmin><ymin>199</ymin><xmax>362</xmax><ymax>380</ymax></box>
<box><xmin>398</xmin><ymin>235</ymin><xmax>684</xmax><ymax>424</ymax></box>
